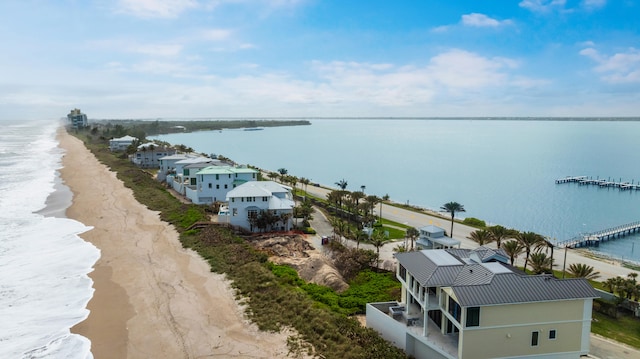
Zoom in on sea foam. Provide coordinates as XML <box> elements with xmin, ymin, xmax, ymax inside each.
<box><xmin>0</xmin><ymin>120</ymin><xmax>99</xmax><ymax>358</ymax></box>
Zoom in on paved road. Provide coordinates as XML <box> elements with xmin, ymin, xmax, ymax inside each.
<box><xmin>302</xmin><ymin>184</ymin><xmax>638</xmax><ymax>359</ymax></box>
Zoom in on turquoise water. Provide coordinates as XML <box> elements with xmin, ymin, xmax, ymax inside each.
<box><xmin>151</xmin><ymin>119</ymin><xmax>640</xmax><ymax>262</ymax></box>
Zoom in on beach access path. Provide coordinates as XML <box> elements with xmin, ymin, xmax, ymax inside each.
<box><xmin>61</xmin><ymin>130</ymin><xmax>294</xmax><ymax>359</ymax></box>
<box><xmin>301</xmin><ymin>184</ymin><xmax>638</xmax><ymax>281</ymax></box>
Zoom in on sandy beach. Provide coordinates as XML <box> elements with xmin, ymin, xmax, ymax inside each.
<box><xmin>61</xmin><ymin>130</ymin><xmax>293</xmax><ymax>358</ymax></box>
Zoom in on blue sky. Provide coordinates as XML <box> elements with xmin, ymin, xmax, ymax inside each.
<box><xmin>1</xmin><ymin>0</ymin><xmax>639</xmax><ymax>119</ymax></box>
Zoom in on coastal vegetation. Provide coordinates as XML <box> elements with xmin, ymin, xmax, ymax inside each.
<box><xmin>72</xmin><ymin>127</ymin><xmax>405</xmax><ymax>358</ymax></box>
<box><xmin>92</xmin><ymin>119</ymin><xmax>311</xmax><ymax>138</ymax></box>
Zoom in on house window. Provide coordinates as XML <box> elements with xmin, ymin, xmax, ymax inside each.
<box><xmin>216</xmin><ymin>184</ymin><xmax>219</xmax><ymax>189</ymax></box>
<box><xmin>248</xmin><ymin>210</ymin><xmax>258</xmax><ymax>218</ymax></box>
<box><xmin>466</xmin><ymin>307</ymin><xmax>480</xmax><ymax>327</ymax></box>
<box><xmin>531</xmin><ymin>331</ymin><xmax>539</xmax><ymax>346</ymax></box>
<box><xmin>208</xmin><ymin>183</ymin><xmax>212</xmax><ymax>188</ymax></box>
<box><xmin>549</xmin><ymin>329</ymin><xmax>557</xmax><ymax>340</ymax></box>
<box><xmin>231</xmin><ymin>198</ymin><xmax>235</xmax><ymax>202</ymax></box>
<box><xmin>263</xmin><ymin>197</ymin><xmax>268</xmax><ymax>201</ymax></box>
<box><xmin>224</xmin><ymin>184</ymin><xmax>228</xmax><ymax>189</ymax></box>
<box><xmin>216</xmin><ymin>174</ymin><xmax>219</xmax><ymax>180</ymax></box>
<box><xmin>232</xmin><ymin>208</ymin><xmax>237</xmax><ymax>216</ymax></box>
<box><xmin>253</xmin><ymin>173</ymin><xmax>256</xmax><ymax>178</ymax></box>
<box><xmin>448</xmin><ymin>297</ymin><xmax>461</xmax><ymax>322</ymax></box>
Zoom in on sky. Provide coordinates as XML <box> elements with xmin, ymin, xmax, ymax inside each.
<box><xmin>1</xmin><ymin>0</ymin><xmax>639</xmax><ymax>120</ymax></box>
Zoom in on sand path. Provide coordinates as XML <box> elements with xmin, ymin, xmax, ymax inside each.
<box><xmin>62</xmin><ymin>130</ymin><xmax>292</xmax><ymax>358</ymax></box>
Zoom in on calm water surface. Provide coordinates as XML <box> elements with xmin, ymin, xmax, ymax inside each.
<box><xmin>152</xmin><ymin>119</ymin><xmax>640</xmax><ymax>262</ymax></box>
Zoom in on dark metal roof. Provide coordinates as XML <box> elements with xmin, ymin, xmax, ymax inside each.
<box><xmin>397</xmin><ymin>249</ymin><xmax>599</xmax><ymax>307</ymax></box>
<box><xmin>452</xmin><ymin>273</ymin><xmax>600</xmax><ymax>307</ymax></box>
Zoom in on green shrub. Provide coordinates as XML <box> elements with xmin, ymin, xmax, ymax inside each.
<box><xmin>301</xmin><ymin>227</ymin><xmax>316</xmax><ymax>234</ymax></box>
<box><xmin>463</xmin><ymin>217</ymin><xmax>486</xmax><ymax>228</ymax></box>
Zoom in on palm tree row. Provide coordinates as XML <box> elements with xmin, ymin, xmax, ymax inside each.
<box><xmin>466</xmin><ymin>227</ymin><xmax>558</xmax><ymax>274</ymax></box>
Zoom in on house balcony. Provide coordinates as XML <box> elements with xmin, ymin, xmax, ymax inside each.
<box><xmin>367</xmin><ymin>302</ymin><xmax>459</xmax><ymax>359</ymax></box>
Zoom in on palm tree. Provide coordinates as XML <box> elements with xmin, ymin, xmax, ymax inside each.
<box><xmin>567</xmin><ymin>263</ymin><xmax>601</xmax><ymax>280</ymax></box>
<box><xmin>352</xmin><ymin>228</ymin><xmax>368</xmax><ymax>250</ymax></box>
<box><xmin>502</xmin><ymin>240</ymin><xmax>523</xmax><ymax>266</ymax></box>
<box><xmin>440</xmin><ymin>201</ymin><xmax>465</xmax><ymax>238</ymax></box>
<box><xmin>467</xmin><ymin>229</ymin><xmax>494</xmax><ymax>246</ymax></box>
<box><xmin>529</xmin><ymin>252</ymin><xmax>552</xmax><ymax>274</ymax></box>
<box><xmin>364</xmin><ymin>195</ymin><xmax>380</xmax><ymax>222</ymax></box>
<box><xmin>335</xmin><ymin>178</ymin><xmax>348</xmax><ymax>190</ymax></box>
<box><xmin>540</xmin><ymin>237</ymin><xmax>556</xmax><ymax>269</ymax></box>
<box><xmin>514</xmin><ymin>231</ymin><xmax>546</xmax><ymax>272</ymax></box>
<box><xmin>487</xmin><ymin>225</ymin><xmax>515</xmax><ymax>249</ymax></box>
<box><xmin>406</xmin><ymin>227</ymin><xmax>420</xmax><ymax>251</ymax></box>
<box><xmin>267</xmin><ymin>172</ymin><xmax>279</xmax><ymax>181</ymax></box>
<box><xmin>370</xmin><ymin>231</ymin><xmax>386</xmax><ymax>268</ymax></box>
<box><xmin>349</xmin><ymin>191</ymin><xmax>365</xmax><ymax>218</ymax></box>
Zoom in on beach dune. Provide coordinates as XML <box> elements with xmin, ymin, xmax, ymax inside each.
<box><xmin>62</xmin><ymin>130</ymin><xmax>292</xmax><ymax>358</ymax></box>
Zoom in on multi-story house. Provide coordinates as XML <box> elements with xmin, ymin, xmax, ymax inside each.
<box><xmin>131</xmin><ymin>143</ymin><xmax>176</xmax><ymax>168</ymax></box>
<box><xmin>109</xmin><ymin>135</ymin><xmax>138</xmax><ymax>152</ymax></box>
<box><xmin>225</xmin><ymin>181</ymin><xmax>294</xmax><ymax>232</ymax></box>
<box><xmin>185</xmin><ymin>165</ymin><xmax>258</xmax><ymax>204</ymax></box>
<box><xmin>67</xmin><ymin>108</ymin><xmax>88</xmax><ymax>129</ymax></box>
<box><xmin>366</xmin><ymin>247</ymin><xmax>599</xmax><ymax>359</ymax></box>
<box><xmin>166</xmin><ymin>156</ymin><xmax>218</xmax><ymax>195</ymax></box>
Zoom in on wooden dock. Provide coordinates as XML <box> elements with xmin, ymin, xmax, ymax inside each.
<box><xmin>555</xmin><ymin>176</ymin><xmax>640</xmax><ymax>191</ymax></box>
<box><xmin>557</xmin><ymin>221</ymin><xmax>640</xmax><ymax>248</ymax></box>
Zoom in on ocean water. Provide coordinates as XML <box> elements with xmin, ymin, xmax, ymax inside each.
<box><xmin>0</xmin><ymin>120</ymin><xmax>99</xmax><ymax>358</ymax></box>
<box><xmin>152</xmin><ymin>118</ymin><xmax>640</xmax><ymax>262</ymax></box>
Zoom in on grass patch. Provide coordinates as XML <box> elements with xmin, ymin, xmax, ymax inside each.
<box><xmin>592</xmin><ymin>311</ymin><xmax>640</xmax><ymax>348</ymax></box>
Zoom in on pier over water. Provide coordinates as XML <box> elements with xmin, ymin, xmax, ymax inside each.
<box><xmin>555</xmin><ymin>176</ymin><xmax>640</xmax><ymax>191</ymax></box>
<box><xmin>557</xmin><ymin>221</ymin><xmax>640</xmax><ymax>248</ymax></box>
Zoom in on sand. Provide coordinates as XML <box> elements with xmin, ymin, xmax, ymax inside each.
<box><xmin>61</xmin><ymin>130</ymin><xmax>293</xmax><ymax>359</ymax></box>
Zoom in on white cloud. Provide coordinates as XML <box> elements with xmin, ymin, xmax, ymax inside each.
<box><xmin>199</xmin><ymin>29</ymin><xmax>233</xmax><ymax>41</ymax></box>
<box><xmin>461</xmin><ymin>13</ymin><xmax>513</xmax><ymax>28</ymax></box>
<box><xmin>115</xmin><ymin>0</ymin><xmax>198</xmax><ymax>18</ymax></box>
<box><xmin>519</xmin><ymin>0</ymin><xmax>566</xmax><ymax>13</ymax></box>
<box><xmin>89</xmin><ymin>39</ymin><xmax>184</xmax><ymax>57</ymax></box>
<box><xmin>580</xmin><ymin>47</ymin><xmax>640</xmax><ymax>83</ymax></box>
<box><xmin>427</xmin><ymin>49</ymin><xmax>519</xmax><ymax>89</ymax></box>
<box><xmin>581</xmin><ymin>0</ymin><xmax>606</xmax><ymax>10</ymax></box>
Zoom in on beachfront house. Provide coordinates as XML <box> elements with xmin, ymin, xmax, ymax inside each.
<box><xmin>366</xmin><ymin>247</ymin><xmax>599</xmax><ymax>359</ymax></box>
<box><xmin>166</xmin><ymin>156</ymin><xmax>218</xmax><ymax>195</ymax></box>
<box><xmin>225</xmin><ymin>181</ymin><xmax>294</xmax><ymax>232</ymax></box>
<box><xmin>67</xmin><ymin>108</ymin><xmax>88</xmax><ymax>129</ymax></box>
<box><xmin>131</xmin><ymin>143</ymin><xmax>176</xmax><ymax>168</ymax></box>
<box><xmin>416</xmin><ymin>225</ymin><xmax>460</xmax><ymax>250</ymax></box>
<box><xmin>185</xmin><ymin>165</ymin><xmax>258</xmax><ymax>205</ymax></box>
<box><xmin>109</xmin><ymin>135</ymin><xmax>138</xmax><ymax>152</ymax></box>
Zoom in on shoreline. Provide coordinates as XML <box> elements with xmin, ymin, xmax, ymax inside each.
<box><xmin>60</xmin><ymin>129</ymin><xmax>293</xmax><ymax>358</ymax></box>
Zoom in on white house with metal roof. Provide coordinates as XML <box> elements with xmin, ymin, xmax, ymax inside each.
<box><xmin>366</xmin><ymin>247</ymin><xmax>599</xmax><ymax>359</ymax></box>
<box><xmin>131</xmin><ymin>143</ymin><xmax>176</xmax><ymax>168</ymax></box>
<box><xmin>184</xmin><ymin>165</ymin><xmax>258</xmax><ymax>204</ymax></box>
<box><xmin>158</xmin><ymin>154</ymin><xmax>213</xmax><ymax>190</ymax></box>
<box><xmin>225</xmin><ymin>181</ymin><xmax>294</xmax><ymax>232</ymax></box>
<box><xmin>109</xmin><ymin>135</ymin><xmax>138</xmax><ymax>152</ymax></box>
<box><xmin>416</xmin><ymin>225</ymin><xmax>460</xmax><ymax>250</ymax></box>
